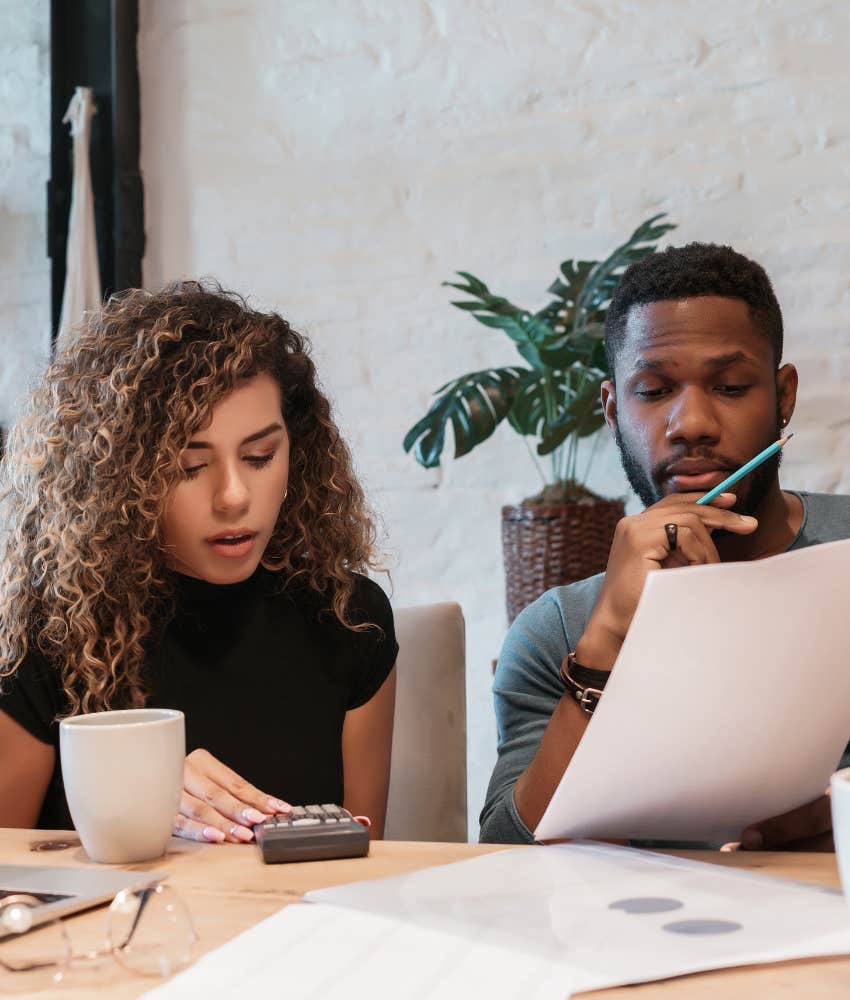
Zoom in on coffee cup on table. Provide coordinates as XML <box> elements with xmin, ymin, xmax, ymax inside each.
<box><xmin>59</xmin><ymin>708</ymin><xmax>185</xmax><ymax>864</ymax></box>
<box><xmin>829</xmin><ymin>766</ymin><xmax>850</xmax><ymax>910</ymax></box>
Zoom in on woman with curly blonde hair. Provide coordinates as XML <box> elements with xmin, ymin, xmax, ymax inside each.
<box><xmin>0</xmin><ymin>281</ymin><xmax>396</xmax><ymax>842</ymax></box>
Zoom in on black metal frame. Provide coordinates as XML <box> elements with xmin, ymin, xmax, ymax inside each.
<box><xmin>48</xmin><ymin>0</ymin><xmax>143</xmax><ymax>342</ymax></box>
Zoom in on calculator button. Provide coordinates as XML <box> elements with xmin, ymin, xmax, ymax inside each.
<box><xmin>305</xmin><ymin>805</ymin><xmax>325</xmax><ymax>817</ymax></box>
<box><xmin>290</xmin><ymin>807</ymin><xmax>308</xmax><ymax>819</ymax></box>
<box><xmin>322</xmin><ymin>817</ymin><xmax>338</xmax><ymax>824</ymax></box>
<box><xmin>292</xmin><ymin>817</ymin><xmax>322</xmax><ymax>827</ymax></box>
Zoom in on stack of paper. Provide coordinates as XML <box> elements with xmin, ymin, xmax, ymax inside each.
<box><xmin>147</xmin><ymin>843</ymin><xmax>850</xmax><ymax>999</ymax></box>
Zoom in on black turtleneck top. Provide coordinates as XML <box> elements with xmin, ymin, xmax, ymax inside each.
<box><xmin>0</xmin><ymin>569</ymin><xmax>397</xmax><ymax>830</ymax></box>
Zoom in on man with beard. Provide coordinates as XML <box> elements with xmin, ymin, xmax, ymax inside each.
<box><xmin>480</xmin><ymin>242</ymin><xmax>850</xmax><ymax>848</ymax></box>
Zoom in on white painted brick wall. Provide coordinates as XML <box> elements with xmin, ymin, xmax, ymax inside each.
<box><xmin>139</xmin><ymin>0</ymin><xmax>850</xmax><ymax>838</ymax></box>
<box><xmin>0</xmin><ymin>0</ymin><xmax>51</xmax><ymax>427</ymax></box>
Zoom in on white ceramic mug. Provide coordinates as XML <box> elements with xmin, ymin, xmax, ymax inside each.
<box><xmin>59</xmin><ymin>708</ymin><xmax>185</xmax><ymax>864</ymax></box>
<box><xmin>830</xmin><ymin>766</ymin><xmax>850</xmax><ymax>909</ymax></box>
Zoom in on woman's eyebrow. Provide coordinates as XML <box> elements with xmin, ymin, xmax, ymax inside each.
<box><xmin>186</xmin><ymin>423</ymin><xmax>284</xmax><ymax>450</ymax></box>
<box><xmin>240</xmin><ymin>423</ymin><xmax>284</xmax><ymax>445</ymax></box>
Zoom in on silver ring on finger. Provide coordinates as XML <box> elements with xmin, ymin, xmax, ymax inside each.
<box><xmin>664</xmin><ymin>522</ymin><xmax>678</xmax><ymax>551</ymax></box>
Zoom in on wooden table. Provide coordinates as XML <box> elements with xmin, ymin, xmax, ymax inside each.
<box><xmin>2</xmin><ymin>829</ymin><xmax>849</xmax><ymax>997</ymax></box>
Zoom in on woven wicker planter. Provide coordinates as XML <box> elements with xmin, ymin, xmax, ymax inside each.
<box><xmin>501</xmin><ymin>497</ymin><xmax>625</xmax><ymax>624</ymax></box>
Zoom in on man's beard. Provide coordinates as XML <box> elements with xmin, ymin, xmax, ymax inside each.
<box><xmin>613</xmin><ymin>414</ymin><xmax>783</xmax><ymax>518</ymax></box>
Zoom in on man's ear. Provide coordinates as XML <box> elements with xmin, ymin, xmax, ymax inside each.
<box><xmin>776</xmin><ymin>363</ymin><xmax>798</xmax><ymax>426</ymax></box>
<box><xmin>601</xmin><ymin>380</ymin><xmax>618</xmax><ymax>434</ymax></box>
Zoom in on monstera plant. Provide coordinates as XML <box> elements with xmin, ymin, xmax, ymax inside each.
<box><xmin>404</xmin><ymin>214</ymin><xmax>676</xmax><ymax>498</ymax></box>
<box><xmin>404</xmin><ymin>214</ymin><xmax>677</xmax><ymax>621</ymax></box>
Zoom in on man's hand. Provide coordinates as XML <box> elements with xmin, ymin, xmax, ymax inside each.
<box><xmin>737</xmin><ymin>791</ymin><xmax>833</xmax><ymax>852</ymax></box>
<box><xmin>576</xmin><ymin>492</ymin><xmax>758</xmax><ymax>669</ymax></box>
<box><xmin>173</xmin><ymin>748</ymin><xmax>291</xmax><ymax>843</ymax></box>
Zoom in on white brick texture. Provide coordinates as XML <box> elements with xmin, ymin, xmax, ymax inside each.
<box><xmin>0</xmin><ymin>0</ymin><xmax>51</xmax><ymax>427</ymax></box>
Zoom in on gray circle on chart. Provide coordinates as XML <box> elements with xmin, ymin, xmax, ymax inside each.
<box><xmin>663</xmin><ymin>918</ymin><xmax>743</xmax><ymax>935</ymax></box>
<box><xmin>608</xmin><ymin>897</ymin><xmax>684</xmax><ymax>914</ymax></box>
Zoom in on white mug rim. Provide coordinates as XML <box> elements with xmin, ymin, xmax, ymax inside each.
<box><xmin>830</xmin><ymin>765</ymin><xmax>850</xmax><ymax>788</ymax></box>
<box><xmin>60</xmin><ymin>708</ymin><xmax>184</xmax><ymax>731</ymax></box>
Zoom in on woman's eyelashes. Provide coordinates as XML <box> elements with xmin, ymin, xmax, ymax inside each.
<box><xmin>244</xmin><ymin>452</ymin><xmax>276</xmax><ymax>468</ymax></box>
<box><xmin>181</xmin><ymin>451</ymin><xmax>277</xmax><ymax>479</ymax></box>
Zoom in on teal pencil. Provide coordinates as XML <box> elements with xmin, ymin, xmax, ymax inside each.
<box><xmin>695</xmin><ymin>433</ymin><xmax>793</xmax><ymax>506</ymax></box>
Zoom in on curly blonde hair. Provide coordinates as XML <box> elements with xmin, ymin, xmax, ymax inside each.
<box><xmin>0</xmin><ymin>281</ymin><xmax>381</xmax><ymax>714</ymax></box>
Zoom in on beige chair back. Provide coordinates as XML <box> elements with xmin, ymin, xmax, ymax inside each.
<box><xmin>384</xmin><ymin>602</ymin><xmax>467</xmax><ymax>842</ymax></box>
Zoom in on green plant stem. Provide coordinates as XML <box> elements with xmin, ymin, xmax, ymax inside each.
<box><xmin>540</xmin><ymin>372</ymin><xmax>559</xmax><ymax>486</ymax></box>
<box><xmin>566</xmin><ymin>369</ymin><xmax>589</xmax><ymax>484</ymax></box>
<box><xmin>552</xmin><ymin>442</ymin><xmax>565</xmax><ymax>485</ymax></box>
<box><xmin>582</xmin><ymin>429</ymin><xmax>603</xmax><ymax>486</ymax></box>
<box><xmin>557</xmin><ymin>369</ymin><xmax>571</xmax><ymax>484</ymax></box>
<box><xmin>523</xmin><ymin>435</ymin><xmax>548</xmax><ymax>490</ymax></box>
<box><xmin>567</xmin><ymin>430</ymin><xmax>578</xmax><ymax>484</ymax></box>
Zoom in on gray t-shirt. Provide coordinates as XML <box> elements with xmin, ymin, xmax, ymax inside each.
<box><xmin>480</xmin><ymin>491</ymin><xmax>850</xmax><ymax>844</ymax></box>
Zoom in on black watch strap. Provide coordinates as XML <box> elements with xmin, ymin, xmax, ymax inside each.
<box><xmin>559</xmin><ymin>651</ymin><xmax>611</xmax><ymax>715</ymax></box>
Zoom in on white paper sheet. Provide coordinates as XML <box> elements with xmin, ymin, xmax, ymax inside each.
<box><xmin>146</xmin><ymin>843</ymin><xmax>850</xmax><ymax>999</ymax></box>
<box><xmin>144</xmin><ymin>891</ymin><xmax>566</xmax><ymax>1000</ymax></box>
<box><xmin>536</xmin><ymin>538</ymin><xmax>850</xmax><ymax>843</ymax></box>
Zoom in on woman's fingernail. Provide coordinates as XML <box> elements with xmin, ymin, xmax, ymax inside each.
<box><xmin>268</xmin><ymin>798</ymin><xmax>291</xmax><ymax>814</ymax></box>
<box><xmin>740</xmin><ymin>515</ymin><xmax>758</xmax><ymax>524</ymax></box>
<box><xmin>203</xmin><ymin>827</ymin><xmax>225</xmax><ymax>843</ymax></box>
<box><xmin>719</xmin><ymin>493</ymin><xmax>735</xmax><ymax>500</ymax></box>
<box><xmin>242</xmin><ymin>807</ymin><xmax>267</xmax><ymax>824</ymax></box>
<box><xmin>231</xmin><ymin>825</ymin><xmax>254</xmax><ymax>842</ymax></box>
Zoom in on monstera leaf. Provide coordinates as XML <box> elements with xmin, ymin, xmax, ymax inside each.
<box><xmin>566</xmin><ymin>214</ymin><xmax>676</xmax><ymax>336</ymax></box>
<box><xmin>544</xmin><ymin>215</ymin><xmax>676</xmax><ymax>348</ymax></box>
<box><xmin>538</xmin><ymin>376</ymin><xmax>607</xmax><ymax>456</ymax></box>
<box><xmin>443</xmin><ymin>273</ymin><xmax>554</xmax><ymax>370</ymax></box>
<box><xmin>547</xmin><ymin>258</ymin><xmax>596</xmax><ymax>303</ymax></box>
<box><xmin>505</xmin><ymin>369</ymin><xmax>560</xmax><ymax>439</ymax></box>
<box><xmin>402</xmin><ymin>367</ymin><xmax>527</xmax><ymax>468</ymax></box>
<box><xmin>404</xmin><ymin>214</ymin><xmax>677</xmax><ymax>484</ymax></box>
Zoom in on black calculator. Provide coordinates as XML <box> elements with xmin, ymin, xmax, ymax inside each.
<box><xmin>254</xmin><ymin>804</ymin><xmax>370</xmax><ymax>864</ymax></box>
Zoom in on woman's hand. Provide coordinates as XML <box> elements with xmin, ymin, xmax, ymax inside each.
<box><xmin>173</xmin><ymin>748</ymin><xmax>291</xmax><ymax>843</ymax></box>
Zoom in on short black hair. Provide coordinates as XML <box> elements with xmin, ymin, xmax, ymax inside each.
<box><xmin>604</xmin><ymin>242</ymin><xmax>784</xmax><ymax>375</ymax></box>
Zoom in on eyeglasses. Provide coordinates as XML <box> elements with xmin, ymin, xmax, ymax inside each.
<box><xmin>0</xmin><ymin>883</ymin><xmax>197</xmax><ymax>991</ymax></box>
